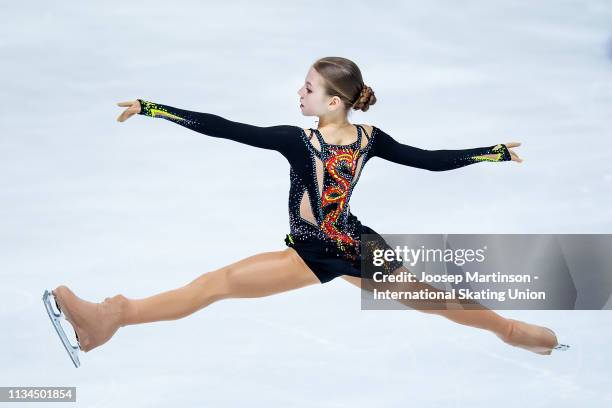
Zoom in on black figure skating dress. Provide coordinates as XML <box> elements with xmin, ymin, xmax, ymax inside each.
<box><xmin>137</xmin><ymin>99</ymin><xmax>511</xmax><ymax>283</ymax></box>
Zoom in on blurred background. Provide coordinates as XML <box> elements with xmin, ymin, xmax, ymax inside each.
<box><xmin>1</xmin><ymin>0</ymin><xmax>611</xmax><ymax>406</ymax></box>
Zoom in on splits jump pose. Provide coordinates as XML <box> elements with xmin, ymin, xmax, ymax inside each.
<box><xmin>43</xmin><ymin>57</ymin><xmax>567</xmax><ymax>368</ymax></box>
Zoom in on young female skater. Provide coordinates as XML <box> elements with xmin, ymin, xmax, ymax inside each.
<box><xmin>50</xmin><ymin>56</ymin><xmax>563</xmax><ymax>360</ymax></box>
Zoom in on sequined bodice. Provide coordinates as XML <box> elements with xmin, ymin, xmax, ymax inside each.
<box><xmin>287</xmin><ymin>125</ymin><xmax>374</xmax><ymax>251</ymax></box>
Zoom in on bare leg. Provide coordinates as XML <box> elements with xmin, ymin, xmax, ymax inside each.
<box><xmin>341</xmin><ymin>265</ymin><xmax>559</xmax><ymax>355</ymax></box>
<box><xmin>53</xmin><ymin>247</ymin><xmax>319</xmax><ymax>352</ymax></box>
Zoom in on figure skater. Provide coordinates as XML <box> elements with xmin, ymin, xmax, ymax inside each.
<box><xmin>49</xmin><ymin>56</ymin><xmax>563</xmax><ymax>360</ymax></box>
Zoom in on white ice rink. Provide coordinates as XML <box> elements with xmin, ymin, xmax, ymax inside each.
<box><xmin>1</xmin><ymin>0</ymin><xmax>611</xmax><ymax>406</ymax></box>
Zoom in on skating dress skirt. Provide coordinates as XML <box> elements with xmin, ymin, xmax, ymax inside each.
<box><xmin>284</xmin><ymin>224</ymin><xmax>404</xmax><ymax>284</ymax></box>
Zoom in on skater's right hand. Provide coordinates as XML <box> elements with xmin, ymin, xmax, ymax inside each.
<box><xmin>116</xmin><ymin>100</ymin><xmax>141</xmax><ymax>122</ymax></box>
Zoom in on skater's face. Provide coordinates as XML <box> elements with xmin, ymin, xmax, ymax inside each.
<box><xmin>297</xmin><ymin>66</ymin><xmax>345</xmax><ymax>117</ymax></box>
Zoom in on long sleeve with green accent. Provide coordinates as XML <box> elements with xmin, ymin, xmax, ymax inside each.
<box><xmin>136</xmin><ymin>99</ymin><xmax>300</xmax><ymax>160</ymax></box>
<box><xmin>369</xmin><ymin>127</ymin><xmax>512</xmax><ymax>171</ymax></box>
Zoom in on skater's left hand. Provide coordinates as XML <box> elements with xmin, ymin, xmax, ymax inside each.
<box><xmin>482</xmin><ymin>142</ymin><xmax>523</xmax><ymax>163</ymax></box>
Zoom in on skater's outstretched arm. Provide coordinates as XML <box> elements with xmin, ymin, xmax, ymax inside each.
<box><xmin>117</xmin><ymin>99</ymin><xmax>299</xmax><ymax>160</ymax></box>
<box><xmin>369</xmin><ymin>127</ymin><xmax>521</xmax><ymax>171</ymax></box>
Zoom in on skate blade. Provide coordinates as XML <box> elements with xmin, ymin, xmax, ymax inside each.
<box><xmin>42</xmin><ymin>290</ymin><xmax>81</xmax><ymax>368</ymax></box>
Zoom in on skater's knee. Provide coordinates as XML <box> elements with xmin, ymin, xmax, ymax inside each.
<box><xmin>218</xmin><ymin>265</ymin><xmax>252</xmax><ymax>298</ymax></box>
<box><xmin>210</xmin><ymin>263</ymin><xmax>271</xmax><ymax>299</ymax></box>
<box><xmin>498</xmin><ymin>319</ymin><xmax>517</xmax><ymax>345</ymax></box>
<box><xmin>188</xmin><ymin>269</ymin><xmax>232</xmax><ymax>302</ymax></box>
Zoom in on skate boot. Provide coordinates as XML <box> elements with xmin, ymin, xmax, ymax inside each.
<box><xmin>51</xmin><ymin>285</ymin><xmax>128</xmax><ymax>354</ymax></box>
<box><xmin>501</xmin><ymin>318</ymin><xmax>570</xmax><ymax>355</ymax></box>
<box><xmin>43</xmin><ymin>289</ymin><xmax>81</xmax><ymax>367</ymax></box>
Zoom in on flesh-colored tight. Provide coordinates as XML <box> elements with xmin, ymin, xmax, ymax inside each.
<box><xmin>119</xmin><ymin>249</ymin><xmax>510</xmax><ymax>340</ymax></box>
<box><xmin>341</xmin><ymin>267</ymin><xmax>511</xmax><ymax>337</ymax></box>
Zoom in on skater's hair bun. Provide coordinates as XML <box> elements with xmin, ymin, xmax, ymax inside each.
<box><xmin>352</xmin><ymin>85</ymin><xmax>376</xmax><ymax>112</ymax></box>
<box><xmin>312</xmin><ymin>56</ymin><xmax>377</xmax><ymax>113</ymax></box>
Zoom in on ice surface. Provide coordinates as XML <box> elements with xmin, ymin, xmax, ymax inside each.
<box><xmin>1</xmin><ymin>0</ymin><xmax>611</xmax><ymax>406</ymax></box>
